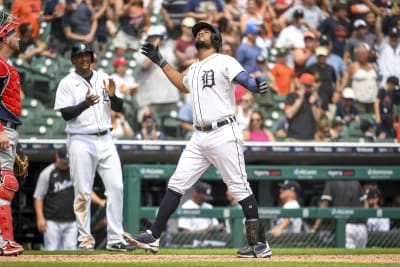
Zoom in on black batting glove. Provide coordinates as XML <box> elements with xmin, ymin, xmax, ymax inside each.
<box><xmin>255</xmin><ymin>77</ymin><xmax>268</xmax><ymax>95</ymax></box>
<box><xmin>141</xmin><ymin>43</ymin><xmax>166</xmax><ymax>67</ymax></box>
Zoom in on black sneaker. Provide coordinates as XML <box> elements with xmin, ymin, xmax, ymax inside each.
<box><xmin>106</xmin><ymin>242</ymin><xmax>136</xmax><ymax>252</ymax></box>
<box><xmin>237</xmin><ymin>241</ymin><xmax>272</xmax><ymax>258</ymax></box>
<box><xmin>123</xmin><ymin>230</ymin><xmax>159</xmax><ymax>254</ymax></box>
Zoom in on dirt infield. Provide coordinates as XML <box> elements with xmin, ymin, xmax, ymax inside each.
<box><xmin>1</xmin><ymin>254</ymin><xmax>400</xmax><ymax>263</ymax></box>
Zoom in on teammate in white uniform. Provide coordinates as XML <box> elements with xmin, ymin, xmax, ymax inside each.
<box><xmin>123</xmin><ymin>22</ymin><xmax>272</xmax><ymax>258</ymax></box>
<box><xmin>54</xmin><ymin>42</ymin><xmax>134</xmax><ymax>252</ymax></box>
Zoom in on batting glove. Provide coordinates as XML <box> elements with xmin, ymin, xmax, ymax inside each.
<box><xmin>141</xmin><ymin>43</ymin><xmax>167</xmax><ymax>68</ymax></box>
<box><xmin>256</xmin><ymin>77</ymin><xmax>268</xmax><ymax>95</ymax></box>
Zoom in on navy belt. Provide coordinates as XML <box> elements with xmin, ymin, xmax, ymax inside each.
<box><xmin>88</xmin><ymin>130</ymin><xmax>109</xmax><ymax>136</ymax></box>
<box><xmin>0</xmin><ymin>119</ymin><xmax>18</xmax><ymax>130</ymax></box>
<box><xmin>195</xmin><ymin>117</ymin><xmax>236</xmax><ymax>132</ymax></box>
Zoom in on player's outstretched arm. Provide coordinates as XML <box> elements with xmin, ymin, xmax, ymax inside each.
<box><xmin>141</xmin><ymin>43</ymin><xmax>189</xmax><ymax>94</ymax></box>
<box><xmin>233</xmin><ymin>71</ymin><xmax>268</xmax><ymax>95</ymax></box>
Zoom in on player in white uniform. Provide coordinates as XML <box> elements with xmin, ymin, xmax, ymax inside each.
<box><xmin>123</xmin><ymin>22</ymin><xmax>272</xmax><ymax>258</ymax></box>
<box><xmin>54</xmin><ymin>42</ymin><xmax>134</xmax><ymax>252</ymax></box>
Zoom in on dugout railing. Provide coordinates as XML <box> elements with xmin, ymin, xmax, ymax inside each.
<box><xmin>122</xmin><ymin>164</ymin><xmax>400</xmax><ymax>249</ymax></box>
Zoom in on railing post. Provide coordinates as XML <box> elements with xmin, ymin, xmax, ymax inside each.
<box><xmin>232</xmin><ymin>217</ymin><xmax>244</xmax><ymax>248</ymax></box>
<box><xmin>336</xmin><ymin>219</ymin><xmax>346</xmax><ymax>248</ymax></box>
<box><xmin>123</xmin><ymin>165</ymin><xmax>141</xmax><ymax>233</ymax></box>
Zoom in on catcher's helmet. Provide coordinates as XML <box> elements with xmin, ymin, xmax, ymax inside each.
<box><xmin>192</xmin><ymin>22</ymin><xmax>222</xmax><ymax>52</ymax></box>
<box><xmin>71</xmin><ymin>41</ymin><xmax>94</xmax><ymax>62</ymax></box>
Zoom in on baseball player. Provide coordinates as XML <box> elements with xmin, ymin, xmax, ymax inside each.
<box><xmin>123</xmin><ymin>22</ymin><xmax>272</xmax><ymax>258</ymax></box>
<box><xmin>0</xmin><ymin>11</ymin><xmax>25</xmax><ymax>256</ymax></box>
<box><xmin>54</xmin><ymin>41</ymin><xmax>134</xmax><ymax>252</ymax></box>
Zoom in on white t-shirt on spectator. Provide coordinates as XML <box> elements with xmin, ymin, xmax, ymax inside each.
<box><xmin>283</xmin><ymin>4</ymin><xmax>325</xmax><ymax>29</ymax></box>
<box><xmin>178</xmin><ymin>199</ymin><xmax>219</xmax><ymax>232</ymax></box>
<box><xmin>276</xmin><ymin>25</ymin><xmax>306</xmax><ymax>49</ymax></box>
<box><xmin>276</xmin><ymin>200</ymin><xmax>302</xmax><ymax>233</ymax></box>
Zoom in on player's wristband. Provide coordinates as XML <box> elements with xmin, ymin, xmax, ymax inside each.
<box><xmin>159</xmin><ymin>60</ymin><xmax>168</xmax><ymax>69</ymax></box>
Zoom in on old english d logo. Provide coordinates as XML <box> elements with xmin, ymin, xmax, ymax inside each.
<box><xmin>201</xmin><ymin>69</ymin><xmax>215</xmax><ymax>90</ymax></box>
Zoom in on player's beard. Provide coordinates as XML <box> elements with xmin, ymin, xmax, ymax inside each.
<box><xmin>195</xmin><ymin>40</ymin><xmax>212</xmax><ymax>50</ymax></box>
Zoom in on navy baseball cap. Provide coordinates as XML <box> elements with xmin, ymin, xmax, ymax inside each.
<box><xmin>57</xmin><ymin>147</ymin><xmax>69</xmax><ymax>164</ymax></box>
<box><xmin>195</xmin><ymin>182</ymin><xmax>213</xmax><ymax>202</ymax></box>
<box><xmin>389</xmin><ymin>27</ymin><xmax>400</xmax><ymax>37</ymax></box>
<box><xmin>279</xmin><ymin>180</ymin><xmax>301</xmax><ymax>195</ymax></box>
<box><xmin>366</xmin><ymin>188</ymin><xmax>382</xmax><ymax>199</ymax></box>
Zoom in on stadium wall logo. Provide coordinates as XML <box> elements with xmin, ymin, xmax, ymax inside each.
<box><xmin>367</xmin><ymin>168</ymin><xmax>393</xmax><ymax>178</ymax></box>
<box><xmin>253</xmin><ymin>169</ymin><xmax>282</xmax><ymax>177</ymax></box>
<box><xmin>293</xmin><ymin>168</ymin><xmax>317</xmax><ymax>178</ymax></box>
<box><xmin>139</xmin><ymin>168</ymin><xmax>165</xmax><ymax>177</ymax></box>
<box><xmin>327</xmin><ymin>170</ymin><xmax>355</xmax><ymax>177</ymax></box>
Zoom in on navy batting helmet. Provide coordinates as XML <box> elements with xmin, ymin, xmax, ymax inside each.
<box><xmin>192</xmin><ymin>22</ymin><xmax>222</xmax><ymax>52</ymax></box>
<box><xmin>71</xmin><ymin>41</ymin><xmax>94</xmax><ymax>62</ymax></box>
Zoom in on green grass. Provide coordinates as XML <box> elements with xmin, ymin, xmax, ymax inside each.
<box><xmin>22</xmin><ymin>248</ymin><xmax>400</xmax><ymax>255</ymax></box>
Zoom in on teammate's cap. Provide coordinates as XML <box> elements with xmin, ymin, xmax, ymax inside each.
<box><xmin>113</xmin><ymin>57</ymin><xmax>128</xmax><ymax>68</ymax></box>
<box><xmin>354</xmin><ymin>19</ymin><xmax>367</xmax><ymax>29</ymax></box>
<box><xmin>299</xmin><ymin>73</ymin><xmax>315</xmax><ymax>85</ymax></box>
<box><xmin>342</xmin><ymin>87</ymin><xmax>355</xmax><ymax>100</ymax></box>
<box><xmin>366</xmin><ymin>188</ymin><xmax>382</xmax><ymax>199</ymax></box>
<box><xmin>195</xmin><ymin>182</ymin><xmax>213</xmax><ymax>202</ymax></box>
<box><xmin>389</xmin><ymin>27</ymin><xmax>400</xmax><ymax>37</ymax></box>
<box><xmin>279</xmin><ymin>180</ymin><xmax>301</xmax><ymax>195</ymax></box>
<box><xmin>57</xmin><ymin>147</ymin><xmax>69</xmax><ymax>164</ymax></box>
<box><xmin>71</xmin><ymin>41</ymin><xmax>94</xmax><ymax>62</ymax></box>
<box><xmin>315</xmin><ymin>46</ymin><xmax>329</xmax><ymax>56</ymax></box>
<box><xmin>181</xmin><ymin>17</ymin><xmax>196</xmax><ymax>28</ymax></box>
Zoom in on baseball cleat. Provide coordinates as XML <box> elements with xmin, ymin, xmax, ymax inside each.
<box><xmin>0</xmin><ymin>241</ymin><xmax>24</xmax><ymax>256</ymax></box>
<box><xmin>237</xmin><ymin>241</ymin><xmax>272</xmax><ymax>258</ymax></box>
<box><xmin>106</xmin><ymin>241</ymin><xmax>136</xmax><ymax>252</ymax></box>
<box><xmin>123</xmin><ymin>230</ymin><xmax>159</xmax><ymax>254</ymax></box>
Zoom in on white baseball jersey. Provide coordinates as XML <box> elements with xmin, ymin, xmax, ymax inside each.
<box><xmin>275</xmin><ymin>200</ymin><xmax>302</xmax><ymax>233</ymax></box>
<box><xmin>183</xmin><ymin>54</ymin><xmax>244</xmax><ymax>126</ymax></box>
<box><xmin>178</xmin><ymin>200</ymin><xmax>219</xmax><ymax>232</ymax></box>
<box><xmin>54</xmin><ymin>70</ymin><xmax>112</xmax><ymax>134</ymax></box>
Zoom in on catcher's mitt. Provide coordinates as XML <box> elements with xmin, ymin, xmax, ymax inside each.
<box><xmin>14</xmin><ymin>143</ymin><xmax>29</xmax><ymax>178</ymax></box>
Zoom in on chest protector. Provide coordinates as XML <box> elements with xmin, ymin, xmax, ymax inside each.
<box><xmin>0</xmin><ymin>59</ymin><xmax>21</xmax><ymax>117</ymax></box>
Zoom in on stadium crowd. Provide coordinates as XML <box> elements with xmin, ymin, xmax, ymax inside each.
<box><xmin>2</xmin><ymin>0</ymin><xmax>400</xmax><ymax>142</ymax></box>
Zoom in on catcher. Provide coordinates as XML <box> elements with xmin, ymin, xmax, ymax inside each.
<box><xmin>0</xmin><ymin>11</ymin><xmax>28</xmax><ymax>256</ymax></box>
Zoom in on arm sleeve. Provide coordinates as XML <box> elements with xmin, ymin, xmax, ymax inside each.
<box><xmin>321</xmin><ymin>182</ymin><xmax>333</xmax><ymax>201</ymax></box>
<box><xmin>33</xmin><ymin>164</ymin><xmax>55</xmax><ymax>200</ymax></box>
<box><xmin>233</xmin><ymin>71</ymin><xmax>258</xmax><ymax>93</ymax></box>
<box><xmin>60</xmin><ymin>101</ymin><xmax>89</xmax><ymax>121</ymax></box>
<box><xmin>110</xmin><ymin>95</ymin><xmax>123</xmax><ymax>112</ymax></box>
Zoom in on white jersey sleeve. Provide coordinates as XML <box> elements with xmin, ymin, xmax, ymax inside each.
<box><xmin>222</xmin><ymin>55</ymin><xmax>245</xmax><ymax>82</ymax></box>
<box><xmin>54</xmin><ymin>77</ymin><xmax>74</xmax><ymax>111</ymax></box>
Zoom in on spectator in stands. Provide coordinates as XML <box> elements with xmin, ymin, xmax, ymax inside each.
<box><xmin>173</xmin><ymin>17</ymin><xmax>198</xmax><ymax>73</ymax></box>
<box><xmin>236</xmin><ymin>23</ymin><xmax>262</xmax><ymax>74</ymax></box>
<box><xmin>270</xmin><ymin>49</ymin><xmax>295</xmax><ymax>96</ymax></box>
<box><xmin>365</xmin><ymin>188</ymin><xmax>390</xmax><ymax>232</ymax></box>
<box><xmin>43</xmin><ymin>0</ymin><xmax>69</xmax><ymax>54</ymax></box>
<box><xmin>136</xmin><ymin>25</ymin><xmax>179</xmax><ymax>115</ymax></box>
<box><xmin>264</xmin><ymin>19</ymin><xmax>282</xmax><ymax>49</ymax></box>
<box><xmin>275</xmin><ymin>118</ymin><xmax>289</xmax><ymax>139</ymax></box>
<box><xmin>269</xmin><ymin>181</ymin><xmax>302</xmax><ymax>237</ymax></box>
<box><xmin>240</xmin><ymin>0</ymin><xmax>263</xmax><ymax>35</ymax></box>
<box><xmin>360</xmin><ymin>119</ymin><xmax>376</xmax><ymax>142</ymax></box>
<box><xmin>280</xmin><ymin>0</ymin><xmax>325</xmax><ymax>30</ymax></box>
<box><xmin>318</xmin><ymin>2</ymin><xmax>349</xmax><ymax>57</ymax></box>
<box><xmin>13</xmin><ymin>23</ymin><xmax>56</xmax><ymax>62</ymax></box>
<box><xmin>343</xmin><ymin>19</ymin><xmax>368</xmax><ymax>65</ymax></box>
<box><xmin>63</xmin><ymin>0</ymin><xmax>98</xmax><ymax>49</ymax></box>
<box><xmin>377</xmin><ymin>27</ymin><xmax>400</xmax><ymax>87</ymax></box>
<box><xmin>93</xmin><ymin>0</ymin><xmax>116</xmax><ymax>52</ymax></box>
<box><xmin>364</xmin><ymin>11</ymin><xmax>383</xmax><ymax>63</ymax></box>
<box><xmin>184</xmin><ymin>0</ymin><xmax>224</xmax><ymax>21</ymax></box>
<box><xmin>243</xmin><ymin>111</ymin><xmax>276</xmax><ymax>142</ymax></box>
<box><xmin>293</xmin><ymin>31</ymin><xmax>317</xmax><ymax>74</ymax></box>
<box><xmin>135</xmin><ymin>112</ymin><xmax>166</xmax><ymax>140</ymax></box>
<box><xmin>110</xmin><ymin>57</ymin><xmax>138</xmax><ymax>99</ymax></box>
<box><xmin>347</xmin><ymin>43</ymin><xmax>378</xmax><ymax>113</ymax></box>
<box><xmin>276</xmin><ymin>9</ymin><xmax>307</xmax><ymax>51</ymax></box>
<box><xmin>314</xmin><ymin>118</ymin><xmax>330</xmax><ymax>142</ymax></box>
<box><xmin>178</xmin><ymin>182</ymin><xmax>221</xmax><ymax>233</ymax></box>
<box><xmin>284</xmin><ymin>73</ymin><xmax>322</xmax><ymax>141</ymax></box>
<box><xmin>306</xmin><ymin>35</ymin><xmax>348</xmax><ymax>89</ymax></box>
<box><xmin>335</xmin><ymin>87</ymin><xmax>360</xmax><ymax>126</ymax></box>
<box><xmin>328</xmin><ymin>118</ymin><xmax>344</xmax><ymax>142</ymax></box>
<box><xmin>224</xmin><ymin>0</ymin><xmax>241</xmax><ymax>33</ymax></box>
<box><xmin>304</xmin><ymin>45</ymin><xmax>338</xmax><ymax>111</ymax></box>
<box><xmin>374</xmin><ymin>76</ymin><xmax>398</xmax><ymax>139</ymax></box>
<box><xmin>274</xmin><ymin>0</ymin><xmax>295</xmax><ymax>17</ymax></box>
<box><xmin>235</xmin><ymin>92</ymin><xmax>254</xmax><ymax>132</ymax></box>
<box><xmin>11</xmin><ymin>0</ymin><xmax>41</xmax><ymax>39</ymax></box>
<box><xmin>221</xmin><ymin>42</ymin><xmax>236</xmax><ymax>57</ymax></box>
<box><xmin>33</xmin><ymin>148</ymin><xmax>77</xmax><ymax>251</ymax></box>
<box><xmin>218</xmin><ymin>17</ymin><xmax>240</xmax><ymax>47</ymax></box>
<box><xmin>202</xmin><ymin>2</ymin><xmax>220</xmax><ymax>26</ymax></box>
<box><xmin>161</xmin><ymin>0</ymin><xmax>190</xmax><ymax>39</ymax></box>
<box><xmin>114</xmin><ymin>0</ymin><xmax>151</xmax><ymax>56</ymax></box>
<box><xmin>178</xmin><ymin>102</ymin><xmax>194</xmax><ymax>139</ymax></box>
<box><xmin>311</xmin><ymin>181</ymin><xmax>368</xmax><ymax>249</ymax></box>
<box><xmin>110</xmin><ymin>110</ymin><xmax>134</xmax><ymax>140</ymax></box>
